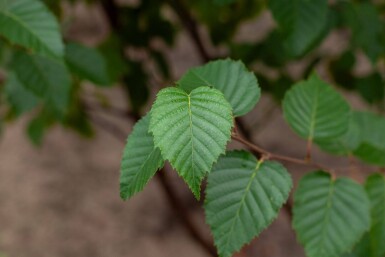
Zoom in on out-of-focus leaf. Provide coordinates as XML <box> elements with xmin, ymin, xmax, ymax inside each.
<box><xmin>0</xmin><ymin>0</ymin><xmax>64</xmax><ymax>57</ymax></box>
<box><xmin>353</xmin><ymin>111</ymin><xmax>385</xmax><ymax>166</ymax></box>
<box><xmin>269</xmin><ymin>0</ymin><xmax>329</xmax><ymax>57</ymax></box>
<box><xmin>11</xmin><ymin>51</ymin><xmax>71</xmax><ymax>116</ymax></box>
<box><xmin>354</xmin><ymin>73</ymin><xmax>384</xmax><ymax>104</ymax></box>
<box><xmin>4</xmin><ymin>73</ymin><xmax>40</xmax><ymax>116</ymax></box>
<box><xmin>27</xmin><ymin>115</ymin><xmax>48</xmax><ymax>146</ymax></box>
<box><xmin>98</xmin><ymin>35</ymin><xmax>128</xmax><ymax>82</ymax></box>
<box><xmin>330</xmin><ymin>50</ymin><xmax>356</xmax><ymax>90</ymax></box>
<box><xmin>342</xmin><ymin>2</ymin><xmax>385</xmax><ymax>63</ymax></box>
<box><xmin>65</xmin><ymin>42</ymin><xmax>110</xmax><ymax>86</ymax></box>
<box><xmin>123</xmin><ymin>61</ymin><xmax>149</xmax><ymax>112</ymax></box>
<box><xmin>188</xmin><ymin>0</ymin><xmax>263</xmax><ymax>44</ymax></box>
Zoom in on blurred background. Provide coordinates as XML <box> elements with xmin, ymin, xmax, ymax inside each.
<box><xmin>0</xmin><ymin>0</ymin><xmax>384</xmax><ymax>256</ymax></box>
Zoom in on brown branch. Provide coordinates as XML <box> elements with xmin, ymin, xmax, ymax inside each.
<box><xmin>166</xmin><ymin>0</ymin><xmax>211</xmax><ymax>62</ymax></box>
<box><xmin>231</xmin><ymin>132</ymin><xmax>334</xmax><ymax>172</ymax></box>
<box><xmin>157</xmin><ymin>170</ymin><xmax>218</xmax><ymax>256</ymax></box>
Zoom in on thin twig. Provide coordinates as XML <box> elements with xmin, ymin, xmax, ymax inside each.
<box><xmin>166</xmin><ymin>0</ymin><xmax>211</xmax><ymax>62</ymax></box>
<box><xmin>231</xmin><ymin>132</ymin><xmax>329</xmax><ymax>171</ymax></box>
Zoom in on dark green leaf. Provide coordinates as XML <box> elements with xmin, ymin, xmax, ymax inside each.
<box><xmin>269</xmin><ymin>0</ymin><xmax>329</xmax><ymax>57</ymax></box>
<box><xmin>11</xmin><ymin>51</ymin><xmax>71</xmax><ymax>115</ymax></box>
<box><xmin>65</xmin><ymin>42</ymin><xmax>110</xmax><ymax>86</ymax></box>
<box><xmin>178</xmin><ymin>59</ymin><xmax>260</xmax><ymax>117</ymax></box>
<box><xmin>353</xmin><ymin>112</ymin><xmax>385</xmax><ymax>166</ymax></box>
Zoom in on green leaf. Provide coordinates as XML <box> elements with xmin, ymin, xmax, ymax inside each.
<box><xmin>11</xmin><ymin>51</ymin><xmax>71</xmax><ymax>115</ymax></box>
<box><xmin>342</xmin><ymin>2</ymin><xmax>385</xmax><ymax>63</ymax></box>
<box><xmin>353</xmin><ymin>111</ymin><xmax>385</xmax><ymax>166</ymax></box>
<box><xmin>65</xmin><ymin>42</ymin><xmax>110</xmax><ymax>86</ymax></box>
<box><xmin>283</xmin><ymin>74</ymin><xmax>350</xmax><ymax>141</ymax></box>
<box><xmin>293</xmin><ymin>171</ymin><xmax>371</xmax><ymax>257</ymax></box>
<box><xmin>354</xmin><ymin>73</ymin><xmax>384</xmax><ymax>104</ymax></box>
<box><xmin>178</xmin><ymin>59</ymin><xmax>260</xmax><ymax>117</ymax></box>
<box><xmin>205</xmin><ymin>150</ymin><xmax>292</xmax><ymax>257</ymax></box>
<box><xmin>149</xmin><ymin>86</ymin><xmax>233</xmax><ymax>199</ymax></box>
<box><xmin>0</xmin><ymin>0</ymin><xmax>64</xmax><ymax>57</ymax></box>
<box><xmin>120</xmin><ymin>113</ymin><xmax>164</xmax><ymax>200</ymax></box>
<box><xmin>4</xmin><ymin>72</ymin><xmax>40</xmax><ymax>115</ymax></box>
<box><xmin>315</xmin><ymin>113</ymin><xmax>361</xmax><ymax>156</ymax></box>
<box><xmin>27</xmin><ymin>115</ymin><xmax>47</xmax><ymax>146</ymax></box>
<box><xmin>98</xmin><ymin>35</ymin><xmax>128</xmax><ymax>82</ymax></box>
<box><xmin>365</xmin><ymin>173</ymin><xmax>385</xmax><ymax>257</ymax></box>
<box><xmin>268</xmin><ymin>0</ymin><xmax>329</xmax><ymax>57</ymax></box>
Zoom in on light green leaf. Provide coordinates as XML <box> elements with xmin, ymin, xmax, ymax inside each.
<box><xmin>268</xmin><ymin>0</ymin><xmax>328</xmax><ymax>57</ymax></box>
<box><xmin>315</xmin><ymin>113</ymin><xmax>361</xmax><ymax>156</ymax></box>
<box><xmin>353</xmin><ymin>111</ymin><xmax>385</xmax><ymax>166</ymax></box>
<box><xmin>11</xmin><ymin>51</ymin><xmax>71</xmax><ymax>114</ymax></box>
<box><xmin>65</xmin><ymin>42</ymin><xmax>110</xmax><ymax>86</ymax></box>
<box><xmin>365</xmin><ymin>173</ymin><xmax>385</xmax><ymax>257</ymax></box>
<box><xmin>120</xmin><ymin>113</ymin><xmax>164</xmax><ymax>200</ymax></box>
<box><xmin>283</xmin><ymin>74</ymin><xmax>350</xmax><ymax>141</ymax></box>
<box><xmin>178</xmin><ymin>59</ymin><xmax>260</xmax><ymax>117</ymax></box>
<box><xmin>4</xmin><ymin>72</ymin><xmax>40</xmax><ymax>115</ymax></box>
<box><xmin>293</xmin><ymin>171</ymin><xmax>370</xmax><ymax>257</ymax></box>
<box><xmin>149</xmin><ymin>86</ymin><xmax>233</xmax><ymax>199</ymax></box>
<box><xmin>0</xmin><ymin>0</ymin><xmax>64</xmax><ymax>57</ymax></box>
<box><xmin>205</xmin><ymin>150</ymin><xmax>292</xmax><ymax>257</ymax></box>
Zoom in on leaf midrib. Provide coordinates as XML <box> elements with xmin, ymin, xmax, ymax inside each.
<box><xmin>316</xmin><ymin>179</ymin><xmax>336</xmax><ymax>256</ymax></box>
<box><xmin>187</xmin><ymin>92</ymin><xmax>196</xmax><ymax>195</ymax></box>
<box><xmin>222</xmin><ymin>159</ymin><xmax>264</xmax><ymax>254</ymax></box>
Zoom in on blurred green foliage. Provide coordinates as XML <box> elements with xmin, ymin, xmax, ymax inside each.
<box><xmin>0</xmin><ymin>0</ymin><xmax>384</xmax><ymax>151</ymax></box>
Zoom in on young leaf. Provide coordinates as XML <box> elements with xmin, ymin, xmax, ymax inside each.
<box><xmin>120</xmin><ymin>114</ymin><xmax>164</xmax><ymax>200</ymax></box>
<box><xmin>11</xmin><ymin>51</ymin><xmax>71</xmax><ymax>114</ymax></box>
<box><xmin>364</xmin><ymin>174</ymin><xmax>385</xmax><ymax>257</ymax></box>
<box><xmin>0</xmin><ymin>0</ymin><xmax>64</xmax><ymax>57</ymax></box>
<box><xmin>268</xmin><ymin>0</ymin><xmax>328</xmax><ymax>57</ymax></box>
<box><xmin>293</xmin><ymin>171</ymin><xmax>370</xmax><ymax>257</ymax></box>
<box><xmin>353</xmin><ymin>112</ymin><xmax>385</xmax><ymax>166</ymax></box>
<box><xmin>283</xmin><ymin>74</ymin><xmax>350</xmax><ymax>141</ymax></box>
<box><xmin>205</xmin><ymin>150</ymin><xmax>292</xmax><ymax>257</ymax></box>
<box><xmin>178</xmin><ymin>59</ymin><xmax>260</xmax><ymax>117</ymax></box>
<box><xmin>149</xmin><ymin>86</ymin><xmax>233</xmax><ymax>199</ymax></box>
<box><xmin>65</xmin><ymin>42</ymin><xmax>110</xmax><ymax>86</ymax></box>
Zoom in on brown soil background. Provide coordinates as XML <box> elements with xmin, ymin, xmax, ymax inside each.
<box><xmin>0</xmin><ymin>3</ymin><xmax>372</xmax><ymax>257</ymax></box>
